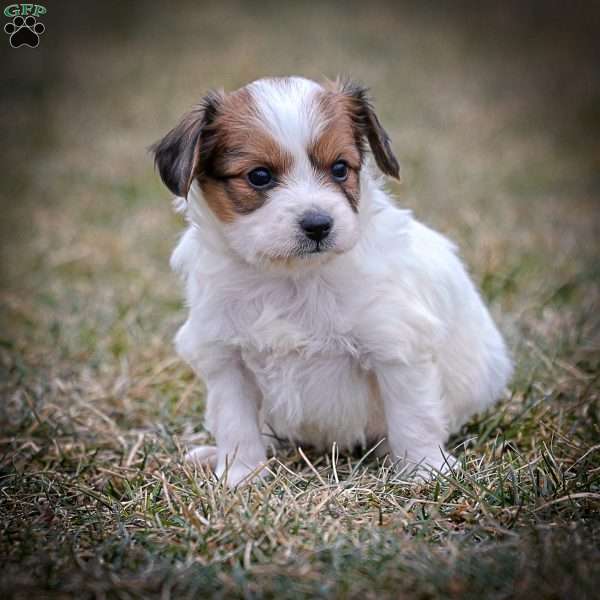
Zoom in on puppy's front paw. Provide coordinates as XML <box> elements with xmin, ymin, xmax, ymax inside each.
<box><xmin>185</xmin><ymin>445</ymin><xmax>218</xmax><ymax>469</ymax></box>
<box><xmin>400</xmin><ymin>451</ymin><xmax>459</xmax><ymax>482</ymax></box>
<box><xmin>185</xmin><ymin>446</ymin><xmax>268</xmax><ymax>487</ymax></box>
<box><xmin>216</xmin><ymin>459</ymin><xmax>269</xmax><ymax>488</ymax></box>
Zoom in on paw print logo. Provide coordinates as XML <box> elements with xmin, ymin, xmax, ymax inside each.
<box><xmin>4</xmin><ymin>15</ymin><xmax>45</xmax><ymax>48</ymax></box>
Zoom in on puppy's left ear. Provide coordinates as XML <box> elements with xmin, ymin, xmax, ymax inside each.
<box><xmin>151</xmin><ymin>91</ymin><xmax>221</xmax><ymax>198</ymax></box>
<box><xmin>339</xmin><ymin>80</ymin><xmax>400</xmax><ymax>179</ymax></box>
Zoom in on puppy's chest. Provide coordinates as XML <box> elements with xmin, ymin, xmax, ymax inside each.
<box><xmin>235</xmin><ymin>289</ymin><xmax>365</xmax><ymax>364</ymax></box>
<box><xmin>234</xmin><ymin>292</ymin><xmax>374</xmax><ymax>446</ymax></box>
<box><xmin>240</xmin><ymin>327</ymin><xmax>364</xmax><ymax>404</ymax></box>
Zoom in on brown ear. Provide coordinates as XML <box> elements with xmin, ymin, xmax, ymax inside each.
<box><xmin>338</xmin><ymin>79</ymin><xmax>400</xmax><ymax>179</ymax></box>
<box><xmin>151</xmin><ymin>91</ymin><xmax>221</xmax><ymax>197</ymax></box>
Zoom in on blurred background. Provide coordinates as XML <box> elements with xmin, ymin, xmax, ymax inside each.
<box><xmin>1</xmin><ymin>1</ymin><xmax>599</xmax><ymax>595</ymax></box>
<box><xmin>2</xmin><ymin>0</ymin><xmax>600</xmax><ymax>299</ymax></box>
<box><xmin>1</xmin><ymin>1</ymin><xmax>599</xmax><ymax>325</ymax></box>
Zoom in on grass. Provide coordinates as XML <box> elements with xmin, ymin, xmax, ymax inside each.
<box><xmin>1</xmin><ymin>1</ymin><xmax>599</xmax><ymax>598</ymax></box>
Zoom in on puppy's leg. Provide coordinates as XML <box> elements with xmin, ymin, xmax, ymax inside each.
<box><xmin>375</xmin><ymin>358</ymin><xmax>456</xmax><ymax>479</ymax></box>
<box><xmin>182</xmin><ymin>343</ymin><xmax>267</xmax><ymax>487</ymax></box>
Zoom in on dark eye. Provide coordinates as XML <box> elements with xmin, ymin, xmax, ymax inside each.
<box><xmin>247</xmin><ymin>167</ymin><xmax>273</xmax><ymax>189</ymax></box>
<box><xmin>331</xmin><ymin>160</ymin><xmax>348</xmax><ymax>181</ymax></box>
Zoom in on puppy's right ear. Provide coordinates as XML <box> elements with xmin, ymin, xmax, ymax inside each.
<box><xmin>333</xmin><ymin>78</ymin><xmax>400</xmax><ymax>180</ymax></box>
<box><xmin>151</xmin><ymin>92</ymin><xmax>221</xmax><ymax>198</ymax></box>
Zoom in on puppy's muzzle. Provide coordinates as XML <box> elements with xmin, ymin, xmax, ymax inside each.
<box><xmin>299</xmin><ymin>211</ymin><xmax>333</xmax><ymax>242</ymax></box>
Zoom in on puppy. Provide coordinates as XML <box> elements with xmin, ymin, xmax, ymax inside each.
<box><xmin>152</xmin><ymin>77</ymin><xmax>512</xmax><ymax>486</ymax></box>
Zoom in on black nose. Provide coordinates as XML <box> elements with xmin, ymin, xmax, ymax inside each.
<box><xmin>299</xmin><ymin>211</ymin><xmax>333</xmax><ymax>242</ymax></box>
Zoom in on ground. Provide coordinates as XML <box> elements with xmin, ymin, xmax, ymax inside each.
<box><xmin>1</xmin><ymin>2</ymin><xmax>599</xmax><ymax>598</ymax></box>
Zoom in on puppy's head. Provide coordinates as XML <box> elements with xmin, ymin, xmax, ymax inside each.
<box><xmin>153</xmin><ymin>77</ymin><xmax>399</xmax><ymax>267</ymax></box>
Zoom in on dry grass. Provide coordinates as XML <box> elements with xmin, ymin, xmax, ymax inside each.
<box><xmin>1</xmin><ymin>2</ymin><xmax>599</xmax><ymax>598</ymax></box>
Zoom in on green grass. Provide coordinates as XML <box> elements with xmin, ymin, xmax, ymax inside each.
<box><xmin>1</xmin><ymin>2</ymin><xmax>599</xmax><ymax>598</ymax></box>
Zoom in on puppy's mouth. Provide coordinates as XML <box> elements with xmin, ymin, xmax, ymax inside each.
<box><xmin>296</xmin><ymin>237</ymin><xmax>335</xmax><ymax>257</ymax></box>
<box><xmin>256</xmin><ymin>236</ymin><xmax>339</xmax><ymax>266</ymax></box>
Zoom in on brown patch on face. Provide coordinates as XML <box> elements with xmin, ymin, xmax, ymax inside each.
<box><xmin>200</xmin><ymin>179</ymin><xmax>237</xmax><ymax>223</ymax></box>
<box><xmin>310</xmin><ymin>91</ymin><xmax>363</xmax><ymax>211</ymax></box>
<box><xmin>339</xmin><ymin>170</ymin><xmax>361</xmax><ymax>212</ymax></box>
<box><xmin>197</xmin><ymin>88</ymin><xmax>294</xmax><ymax>222</ymax></box>
<box><xmin>200</xmin><ymin>176</ymin><xmax>270</xmax><ymax>224</ymax></box>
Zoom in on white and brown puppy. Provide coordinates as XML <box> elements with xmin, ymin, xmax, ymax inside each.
<box><xmin>153</xmin><ymin>77</ymin><xmax>512</xmax><ymax>486</ymax></box>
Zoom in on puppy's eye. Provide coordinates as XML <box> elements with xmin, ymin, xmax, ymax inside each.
<box><xmin>331</xmin><ymin>160</ymin><xmax>349</xmax><ymax>181</ymax></box>
<box><xmin>247</xmin><ymin>167</ymin><xmax>273</xmax><ymax>189</ymax></box>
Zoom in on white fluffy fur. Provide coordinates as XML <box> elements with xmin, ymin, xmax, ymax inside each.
<box><xmin>169</xmin><ymin>77</ymin><xmax>513</xmax><ymax>486</ymax></box>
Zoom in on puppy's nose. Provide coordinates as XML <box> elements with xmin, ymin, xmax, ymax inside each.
<box><xmin>300</xmin><ymin>211</ymin><xmax>333</xmax><ymax>242</ymax></box>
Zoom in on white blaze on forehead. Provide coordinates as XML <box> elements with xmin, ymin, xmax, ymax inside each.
<box><xmin>247</xmin><ymin>77</ymin><xmax>326</xmax><ymax>158</ymax></box>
